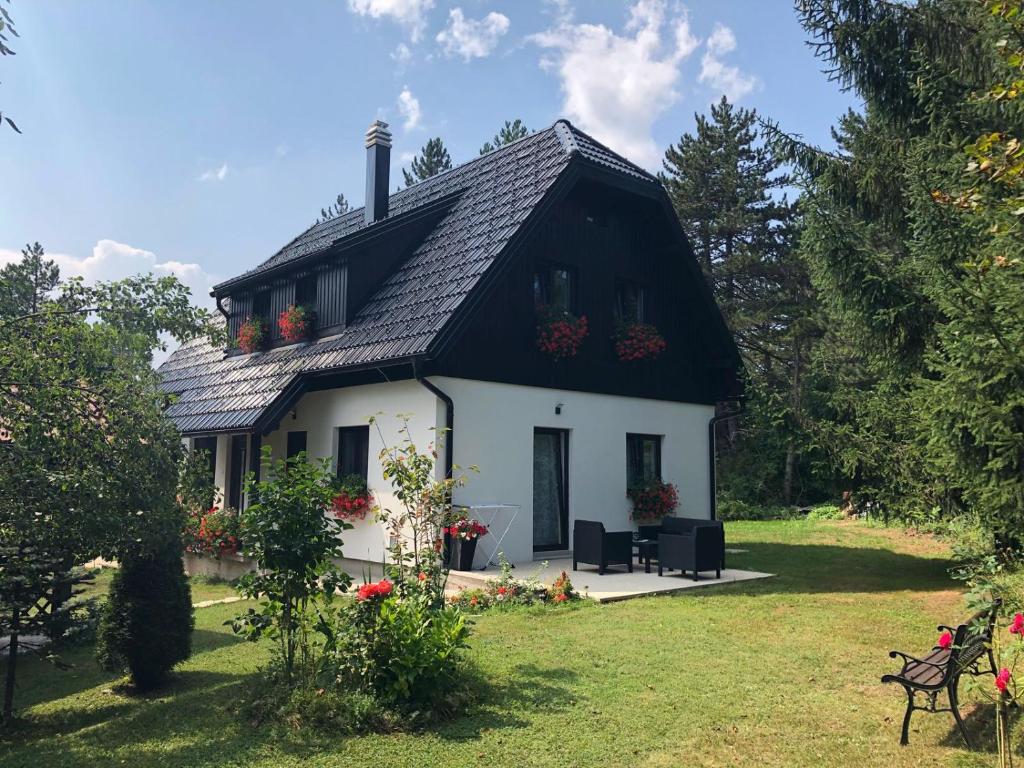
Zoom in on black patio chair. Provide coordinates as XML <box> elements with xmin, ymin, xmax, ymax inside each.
<box><xmin>657</xmin><ymin>525</ymin><xmax>723</xmax><ymax>580</ymax></box>
<box><xmin>572</xmin><ymin>519</ymin><xmax>633</xmax><ymax>575</ymax></box>
<box><xmin>661</xmin><ymin>517</ymin><xmax>726</xmax><ymax>570</ymax></box>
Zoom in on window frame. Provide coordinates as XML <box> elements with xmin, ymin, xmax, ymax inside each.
<box><xmin>286</xmin><ymin>430</ymin><xmax>308</xmax><ymax>460</ymax></box>
<box><xmin>615</xmin><ymin>279</ymin><xmax>647</xmax><ymax>324</ymax></box>
<box><xmin>295</xmin><ymin>273</ymin><xmax>317</xmax><ymax>311</ymax></box>
<box><xmin>626</xmin><ymin>433</ymin><xmax>662</xmax><ymax>488</ymax></box>
<box><xmin>336</xmin><ymin>425</ymin><xmax>370</xmax><ymax>483</ymax></box>
<box><xmin>533</xmin><ymin>261</ymin><xmax>578</xmax><ymax>314</ymax></box>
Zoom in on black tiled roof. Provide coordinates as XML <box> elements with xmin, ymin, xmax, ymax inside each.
<box><xmin>159</xmin><ymin>120</ymin><xmax>661</xmax><ymax>435</ymax></box>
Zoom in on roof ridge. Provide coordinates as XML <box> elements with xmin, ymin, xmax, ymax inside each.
<box><xmin>563</xmin><ymin>122</ymin><xmax>658</xmax><ymax>182</ymax></box>
<box><xmin>553</xmin><ymin>119</ymin><xmax>580</xmax><ymax>156</ymax></box>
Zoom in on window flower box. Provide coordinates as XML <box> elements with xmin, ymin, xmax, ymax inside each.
<box><xmin>331</xmin><ymin>474</ymin><xmax>374</xmax><ymax>521</ymax></box>
<box><xmin>614</xmin><ymin>322</ymin><xmax>666</xmax><ymax>362</ymax></box>
<box><xmin>627</xmin><ymin>480</ymin><xmax>679</xmax><ymax>522</ymax></box>
<box><xmin>278</xmin><ymin>304</ymin><xmax>314</xmax><ymax>343</ymax></box>
<box><xmin>536</xmin><ymin>305</ymin><xmax>589</xmax><ymax>361</ymax></box>
<box><xmin>237</xmin><ymin>316</ymin><xmax>267</xmax><ymax>354</ymax></box>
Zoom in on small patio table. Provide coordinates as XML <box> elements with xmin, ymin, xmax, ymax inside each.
<box><xmin>634</xmin><ymin>539</ymin><xmax>658</xmax><ymax>574</ymax></box>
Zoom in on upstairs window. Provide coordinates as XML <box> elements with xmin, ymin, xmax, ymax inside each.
<box><xmin>534</xmin><ymin>263</ymin><xmax>576</xmax><ymax>314</ymax></box>
<box><xmin>337</xmin><ymin>426</ymin><xmax>370</xmax><ymax>483</ymax></box>
<box><xmin>626</xmin><ymin>433</ymin><xmax>662</xmax><ymax>487</ymax></box>
<box><xmin>252</xmin><ymin>289</ymin><xmax>270</xmax><ymax>321</ymax></box>
<box><xmin>615</xmin><ymin>280</ymin><xmax>647</xmax><ymax>324</ymax></box>
<box><xmin>295</xmin><ymin>273</ymin><xmax>317</xmax><ymax>310</ymax></box>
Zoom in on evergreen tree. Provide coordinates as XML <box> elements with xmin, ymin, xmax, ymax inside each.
<box><xmin>315</xmin><ymin>193</ymin><xmax>350</xmax><ymax>225</ymax></box>
<box><xmin>662</xmin><ymin>97</ymin><xmax>819</xmax><ymax>503</ymax></box>
<box><xmin>0</xmin><ymin>242</ymin><xmax>59</xmax><ymax>317</ymax></box>
<box><xmin>479</xmin><ymin>119</ymin><xmax>529</xmax><ymax>155</ymax></box>
<box><xmin>402</xmin><ymin>138</ymin><xmax>452</xmax><ymax>187</ymax></box>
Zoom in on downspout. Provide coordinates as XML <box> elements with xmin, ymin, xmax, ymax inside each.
<box><xmin>707</xmin><ymin>400</ymin><xmax>743</xmax><ymax>521</ymax></box>
<box><xmin>215</xmin><ymin>294</ymin><xmax>230</xmax><ymax>321</ymax></box>
<box><xmin>414</xmin><ymin>361</ymin><xmax>454</xmax><ymax>478</ymax></box>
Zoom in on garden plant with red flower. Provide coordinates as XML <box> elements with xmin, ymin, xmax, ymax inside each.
<box><xmin>536</xmin><ymin>305</ymin><xmax>589</xmax><ymax>361</ymax></box>
<box><xmin>183</xmin><ymin>505</ymin><xmax>241</xmax><ymax>559</ymax></box>
<box><xmin>938</xmin><ymin>630</ymin><xmax>953</xmax><ymax>650</ymax></box>
<box><xmin>445</xmin><ymin>517</ymin><xmax>489</xmax><ymax>540</ymax></box>
<box><xmin>331</xmin><ymin>473</ymin><xmax>374</xmax><ymax>521</ymax></box>
<box><xmin>237</xmin><ymin>316</ymin><xmax>267</xmax><ymax>354</ymax></box>
<box><xmin>627</xmin><ymin>479</ymin><xmax>679</xmax><ymax>521</ymax></box>
<box><xmin>614</xmin><ymin>322</ymin><xmax>666</xmax><ymax>362</ymax></box>
<box><xmin>278</xmin><ymin>304</ymin><xmax>311</xmax><ymax>343</ymax></box>
<box><xmin>356</xmin><ymin>578</ymin><xmax>393</xmax><ymax>601</ymax></box>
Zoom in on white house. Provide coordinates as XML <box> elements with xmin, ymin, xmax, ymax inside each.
<box><xmin>158</xmin><ymin>119</ymin><xmax>741</xmax><ymax>568</ymax></box>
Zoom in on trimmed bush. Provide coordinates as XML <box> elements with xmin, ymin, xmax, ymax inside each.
<box><xmin>96</xmin><ymin>549</ymin><xmax>194</xmax><ymax>691</ymax></box>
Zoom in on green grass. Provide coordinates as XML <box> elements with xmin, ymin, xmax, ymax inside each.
<box><xmin>79</xmin><ymin>568</ymin><xmax>240</xmax><ymax>605</ymax></box>
<box><xmin>0</xmin><ymin>520</ymin><xmax>1005</xmax><ymax>767</ymax></box>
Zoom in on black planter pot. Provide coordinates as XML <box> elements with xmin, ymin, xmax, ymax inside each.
<box><xmin>442</xmin><ymin>531</ymin><xmax>452</xmax><ymax>567</ymax></box>
<box><xmin>449</xmin><ymin>537</ymin><xmax>478</xmax><ymax>571</ymax></box>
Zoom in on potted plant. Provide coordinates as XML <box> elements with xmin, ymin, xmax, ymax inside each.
<box><xmin>614</xmin><ymin>322</ymin><xmax>666</xmax><ymax>362</ymax></box>
<box><xmin>536</xmin><ymin>305</ymin><xmax>589</xmax><ymax>361</ymax></box>
<box><xmin>627</xmin><ymin>479</ymin><xmax>679</xmax><ymax>522</ymax></box>
<box><xmin>237</xmin><ymin>316</ymin><xmax>267</xmax><ymax>354</ymax></box>
<box><xmin>331</xmin><ymin>474</ymin><xmax>374</xmax><ymax>522</ymax></box>
<box><xmin>444</xmin><ymin>517</ymin><xmax>489</xmax><ymax>571</ymax></box>
<box><xmin>278</xmin><ymin>304</ymin><xmax>313</xmax><ymax>343</ymax></box>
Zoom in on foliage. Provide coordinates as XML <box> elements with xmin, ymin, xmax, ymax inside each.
<box><xmin>330</xmin><ymin>473</ymin><xmax>374</xmax><ymax>522</ymax></box>
<box><xmin>0</xmin><ymin>243</ymin><xmax>58</xmax><ymax>318</ymax></box>
<box><xmin>0</xmin><ymin>256</ymin><xmax>214</xmax><ymax>721</ymax></box>
<box><xmin>479</xmin><ymin>119</ymin><xmax>529</xmax><ymax>154</ymax></box>
<box><xmin>242</xmin><ymin>678</ymin><xmax>399</xmax><ymax>734</ymax></box>
<box><xmin>627</xmin><ymin>480</ymin><xmax>679</xmax><ymax>522</ymax></box>
<box><xmin>315</xmin><ymin>193</ymin><xmax>350</xmax><ymax>225</ymax></box>
<box><xmin>0</xmin><ymin>0</ymin><xmax>20</xmax><ymax>134</ymax></box>
<box><xmin>401</xmin><ymin>138</ymin><xmax>452</xmax><ymax>187</ymax></box>
<box><xmin>237</xmin><ymin>316</ymin><xmax>266</xmax><ymax>353</ymax></box>
<box><xmin>535</xmin><ymin>305</ymin><xmax>588</xmax><ymax>361</ymax></box>
<box><xmin>444</xmin><ymin>518</ymin><xmax>488</xmax><ymax>540</ymax></box>
<box><xmin>230</xmin><ymin>449</ymin><xmax>351</xmax><ymax>683</ymax></box>
<box><xmin>613</xmin><ymin>322</ymin><xmax>666</xmax><ymax>362</ymax></box>
<box><xmin>96</xmin><ymin>546</ymin><xmax>194</xmax><ymax>692</ymax></box>
<box><xmin>178</xmin><ymin>447</ymin><xmax>217</xmax><ymax>515</ymax></box>
<box><xmin>448</xmin><ymin>557</ymin><xmax>581</xmax><ymax>611</ymax></box>
<box><xmin>330</xmin><ymin>587</ymin><xmax>472</xmax><ymax>719</ymax></box>
<box><xmin>277</xmin><ymin>305</ymin><xmax>310</xmax><ymax>343</ymax></box>
<box><xmin>371</xmin><ymin>415</ymin><xmax>475</xmax><ymax>601</ymax></box>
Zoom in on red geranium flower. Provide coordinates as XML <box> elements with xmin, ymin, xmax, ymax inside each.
<box><xmin>937</xmin><ymin>631</ymin><xmax>952</xmax><ymax>650</ymax></box>
<box><xmin>1010</xmin><ymin>613</ymin><xmax>1024</xmax><ymax>635</ymax></box>
<box><xmin>996</xmin><ymin>667</ymin><xmax>1012</xmax><ymax>693</ymax></box>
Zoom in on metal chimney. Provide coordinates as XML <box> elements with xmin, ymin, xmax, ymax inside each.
<box><xmin>364</xmin><ymin>119</ymin><xmax>391</xmax><ymax>225</ymax></box>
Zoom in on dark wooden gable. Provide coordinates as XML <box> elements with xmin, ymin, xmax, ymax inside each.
<box><xmin>431</xmin><ymin>179</ymin><xmax>736</xmax><ymax>404</ymax></box>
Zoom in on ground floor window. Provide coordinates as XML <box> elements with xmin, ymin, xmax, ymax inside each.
<box><xmin>286</xmin><ymin>430</ymin><xmax>307</xmax><ymax>459</ymax></box>
<box><xmin>626</xmin><ymin>433</ymin><xmax>662</xmax><ymax>487</ymax></box>
<box><xmin>228</xmin><ymin>434</ymin><xmax>248</xmax><ymax>510</ymax></box>
<box><xmin>336</xmin><ymin>426</ymin><xmax>370</xmax><ymax>482</ymax></box>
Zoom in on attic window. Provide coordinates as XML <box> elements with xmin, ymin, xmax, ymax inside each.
<box><xmin>252</xmin><ymin>289</ymin><xmax>270</xmax><ymax>321</ymax></box>
<box><xmin>295</xmin><ymin>273</ymin><xmax>317</xmax><ymax>310</ymax></box>
<box><xmin>615</xmin><ymin>280</ymin><xmax>646</xmax><ymax>324</ymax></box>
<box><xmin>534</xmin><ymin>263</ymin><xmax>576</xmax><ymax>314</ymax></box>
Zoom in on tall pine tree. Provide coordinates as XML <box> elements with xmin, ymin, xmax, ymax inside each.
<box><xmin>662</xmin><ymin>98</ymin><xmax>821</xmax><ymax>503</ymax></box>
<box><xmin>0</xmin><ymin>242</ymin><xmax>59</xmax><ymax>318</ymax></box>
<box><xmin>402</xmin><ymin>138</ymin><xmax>452</xmax><ymax>187</ymax></box>
<box><xmin>479</xmin><ymin>119</ymin><xmax>529</xmax><ymax>155</ymax></box>
<box><xmin>315</xmin><ymin>193</ymin><xmax>350</xmax><ymax>224</ymax></box>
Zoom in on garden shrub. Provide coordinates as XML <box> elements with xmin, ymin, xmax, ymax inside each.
<box><xmin>96</xmin><ymin>548</ymin><xmax>194</xmax><ymax>691</ymax></box>
<box><xmin>448</xmin><ymin>555</ymin><xmax>582</xmax><ymax>611</ymax></box>
<box><xmin>805</xmin><ymin>504</ymin><xmax>843</xmax><ymax>521</ymax></box>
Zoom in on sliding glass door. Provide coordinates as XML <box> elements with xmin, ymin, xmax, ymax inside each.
<box><xmin>533</xmin><ymin>428</ymin><xmax>569</xmax><ymax>551</ymax></box>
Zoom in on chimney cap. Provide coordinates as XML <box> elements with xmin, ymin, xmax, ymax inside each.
<box><xmin>365</xmin><ymin>119</ymin><xmax>392</xmax><ymax>149</ymax></box>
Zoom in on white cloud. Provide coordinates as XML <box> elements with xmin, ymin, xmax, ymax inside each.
<box><xmin>699</xmin><ymin>23</ymin><xmax>757</xmax><ymax>102</ymax></box>
<box><xmin>347</xmin><ymin>0</ymin><xmax>435</xmax><ymax>42</ymax></box>
<box><xmin>397</xmin><ymin>87</ymin><xmax>422</xmax><ymax>130</ymax></box>
<box><xmin>391</xmin><ymin>42</ymin><xmax>413</xmax><ymax>64</ymax></box>
<box><xmin>531</xmin><ymin>0</ymin><xmax>700</xmax><ymax>167</ymax></box>
<box><xmin>399</xmin><ymin>150</ymin><xmax>417</xmax><ymax>163</ymax></box>
<box><xmin>436</xmin><ymin>8</ymin><xmax>510</xmax><ymax>61</ymax></box>
<box><xmin>198</xmin><ymin>162</ymin><xmax>228</xmax><ymax>182</ymax></box>
<box><xmin>274</xmin><ymin>144</ymin><xmax>290</xmax><ymax>158</ymax></box>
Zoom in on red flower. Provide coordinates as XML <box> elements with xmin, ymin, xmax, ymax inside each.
<box><xmin>278</xmin><ymin>304</ymin><xmax>311</xmax><ymax>342</ymax></box>
<box><xmin>997</xmin><ymin>667</ymin><xmax>1012</xmax><ymax>693</ymax></box>
<box><xmin>937</xmin><ymin>631</ymin><xmax>952</xmax><ymax>650</ymax></box>
<box><xmin>418</xmin><ymin>572</ymin><xmax>427</xmax><ymax>582</ymax></box>
<box><xmin>1010</xmin><ymin>613</ymin><xmax>1024</xmax><ymax>635</ymax></box>
<box><xmin>536</xmin><ymin>307</ymin><xmax>589</xmax><ymax>361</ymax></box>
<box><xmin>356</xmin><ymin>578</ymin><xmax>393</xmax><ymax>601</ymax></box>
<box><xmin>237</xmin><ymin>317</ymin><xmax>266</xmax><ymax>354</ymax></box>
<box><xmin>470</xmin><ymin>596</ymin><xmax>478</xmax><ymax>606</ymax></box>
<box><xmin>497</xmin><ymin>586</ymin><xmax>507</xmax><ymax>595</ymax></box>
<box><xmin>553</xmin><ymin>593</ymin><xmax>569</xmax><ymax>603</ymax></box>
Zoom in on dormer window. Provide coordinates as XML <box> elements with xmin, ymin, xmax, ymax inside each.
<box><xmin>252</xmin><ymin>289</ymin><xmax>270</xmax><ymax>321</ymax></box>
<box><xmin>295</xmin><ymin>273</ymin><xmax>317</xmax><ymax>310</ymax></box>
<box><xmin>615</xmin><ymin>279</ymin><xmax>646</xmax><ymax>323</ymax></box>
<box><xmin>534</xmin><ymin>263</ymin><xmax>576</xmax><ymax>313</ymax></box>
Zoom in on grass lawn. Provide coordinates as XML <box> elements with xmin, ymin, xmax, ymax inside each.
<box><xmin>0</xmin><ymin>520</ymin><xmax>1005</xmax><ymax>768</ymax></box>
<box><xmin>80</xmin><ymin>568</ymin><xmax>241</xmax><ymax>605</ymax></box>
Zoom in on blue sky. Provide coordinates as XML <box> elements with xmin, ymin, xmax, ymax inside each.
<box><xmin>0</xmin><ymin>0</ymin><xmax>858</xmax><ymax>306</ymax></box>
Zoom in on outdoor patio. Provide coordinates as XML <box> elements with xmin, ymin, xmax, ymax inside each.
<box><xmin>449</xmin><ymin>556</ymin><xmax>774</xmax><ymax>603</ymax></box>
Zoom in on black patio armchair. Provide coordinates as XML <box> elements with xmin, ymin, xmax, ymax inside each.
<box><xmin>572</xmin><ymin>519</ymin><xmax>633</xmax><ymax>575</ymax></box>
<box><xmin>658</xmin><ymin>525</ymin><xmax>723</xmax><ymax>580</ymax></box>
<box><xmin>661</xmin><ymin>517</ymin><xmax>726</xmax><ymax>570</ymax></box>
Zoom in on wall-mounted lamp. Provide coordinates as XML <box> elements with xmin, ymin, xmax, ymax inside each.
<box><xmin>555</xmin><ymin>403</ymin><xmax>563</xmax><ymax>415</ymax></box>
<box><xmin>291</xmin><ymin>408</ymin><xmax>297</xmax><ymax>421</ymax></box>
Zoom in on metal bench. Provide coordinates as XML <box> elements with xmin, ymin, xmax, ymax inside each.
<box><xmin>881</xmin><ymin>599</ymin><xmax>1000</xmax><ymax>748</ymax></box>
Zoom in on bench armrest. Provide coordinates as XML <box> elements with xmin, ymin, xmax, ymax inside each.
<box><xmin>936</xmin><ymin>624</ymin><xmax>958</xmax><ymax>634</ymax></box>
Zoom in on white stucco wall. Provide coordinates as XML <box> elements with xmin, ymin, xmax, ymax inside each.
<box><xmin>194</xmin><ymin>376</ymin><xmax>712</xmax><ymax>568</ymax></box>
<box><xmin>433</xmin><ymin>377</ymin><xmax>714</xmax><ymax>565</ymax></box>
<box><xmin>261</xmin><ymin>380</ymin><xmax>443</xmax><ymax>564</ymax></box>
